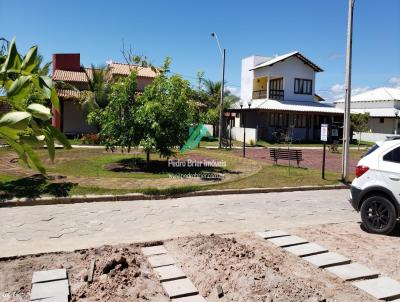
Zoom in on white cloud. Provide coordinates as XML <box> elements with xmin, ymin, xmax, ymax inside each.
<box><xmin>319</xmin><ymin>83</ymin><xmax>370</xmax><ymax>102</ymax></box>
<box><xmin>226</xmin><ymin>86</ymin><xmax>240</xmax><ymax>97</ymax></box>
<box><xmin>389</xmin><ymin>76</ymin><xmax>400</xmax><ymax>88</ymax></box>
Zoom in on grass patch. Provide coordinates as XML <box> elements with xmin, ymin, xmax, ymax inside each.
<box><xmin>209</xmin><ymin>164</ymin><xmax>342</xmax><ymax>190</ymax></box>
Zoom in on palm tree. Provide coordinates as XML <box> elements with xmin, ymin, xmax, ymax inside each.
<box><xmin>81</xmin><ymin>64</ymin><xmax>110</xmax><ymax>113</ymax></box>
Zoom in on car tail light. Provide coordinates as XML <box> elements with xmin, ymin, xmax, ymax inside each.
<box><xmin>355</xmin><ymin>165</ymin><xmax>369</xmax><ymax>178</ymax></box>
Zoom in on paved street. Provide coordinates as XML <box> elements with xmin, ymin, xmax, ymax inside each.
<box><xmin>0</xmin><ymin>189</ymin><xmax>357</xmax><ymax>258</ymax></box>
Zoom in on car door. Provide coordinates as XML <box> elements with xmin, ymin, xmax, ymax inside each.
<box><xmin>379</xmin><ymin>145</ymin><xmax>400</xmax><ymax>202</ymax></box>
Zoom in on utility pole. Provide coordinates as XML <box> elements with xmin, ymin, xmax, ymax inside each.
<box><xmin>219</xmin><ymin>49</ymin><xmax>226</xmax><ymax>148</ymax></box>
<box><xmin>211</xmin><ymin>32</ymin><xmax>226</xmax><ymax>149</ymax></box>
<box><xmin>342</xmin><ymin>0</ymin><xmax>355</xmax><ymax>182</ymax></box>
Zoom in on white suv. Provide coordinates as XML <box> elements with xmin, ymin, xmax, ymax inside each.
<box><xmin>350</xmin><ymin>137</ymin><xmax>400</xmax><ymax>234</ymax></box>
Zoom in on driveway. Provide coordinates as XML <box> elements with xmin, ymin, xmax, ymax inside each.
<box><xmin>0</xmin><ymin>189</ymin><xmax>357</xmax><ymax>257</ymax></box>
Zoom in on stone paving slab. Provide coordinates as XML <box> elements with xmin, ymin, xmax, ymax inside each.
<box><xmin>34</xmin><ymin>295</ymin><xmax>69</xmax><ymax>302</ymax></box>
<box><xmin>267</xmin><ymin>235</ymin><xmax>308</xmax><ymax>247</ymax></box>
<box><xmin>162</xmin><ymin>278</ymin><xmax>199</xmax><ymax>299</ymax></box>
<box><xmin>148</xmin><ymin>254</ymin><xmax>176</xmax><ymax>268</ymax></box>
<box><xmin>141</xmin><ymin>245</ymin><xmax>168</xmax><ymax>256</ymax></box>
<box><xmin>255</xmin><ymin>230</ymin><xmax>289</xmax><ymax>239</ymax></box>
<box><xmin>154</xmin><ymin>265</ymin><xmax>187</xmax><ymax>282</ymax></box>
<box><xmin>326</xmin><ymin>263</ymin><xmax>380</xmax><ymax>281</ymax></box>
<box><xmin>30</xmin><ymin>279</ymin><xmax>69</xmax><ymax>301</ymax></box>
<box><xmin>172</xmin><ymin>295</ymin><xmax>207</xmax><ymax>302</ymax></box>
<box><xmin>303</xmin><ymin>252</ymin><xmax>351</xmax><ymax>268</ymax></box>
<box><xmin>353</xmin><ymin>277</ymin><xmax>400</xmax><ymax>300</ymax></box>
<box><xmin>283</xmin><ymin>242</ymin><xmax>328</xmax><ymax>257</ymax></box>
<box><xmin>32</xmin><ymin>269</ymin><xmax>67</xmax><ymax>284</ymax></box>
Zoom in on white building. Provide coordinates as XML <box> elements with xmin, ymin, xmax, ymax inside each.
<box><xmin>335</xmin><ymin>87</ymin><xmax>400</xmax><ymax>142</ymax></box>
<box><xmin>228</xmin><ymin>51</ymin><xmax>343</xmax><ymax>142</ymax></box>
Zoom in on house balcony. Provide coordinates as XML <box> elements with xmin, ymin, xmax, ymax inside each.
<box><xmin>252</xmin><ymin>90</ymin><xmax>267</xmax><ymax>99</ymax></box>
<box><xmin>252</xmin><ymin>89</ymin><xmax>284</xmax><ymax>101</ymax></box>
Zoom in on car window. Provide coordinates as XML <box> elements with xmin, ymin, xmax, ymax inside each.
<box><xmin>363</xmin><ymin>144</ymin><xmax>380</xmax><ymax>157</ymax></box>
<box><xmin>383</xmin><ymin>146</ymin><xmax>400</xmax><ymax>163</ymax></box>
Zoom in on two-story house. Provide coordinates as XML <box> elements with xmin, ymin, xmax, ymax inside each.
<box><xmin>228</xmin><ymin>51</ymin><xmax>343</xmax><ymax>142</ymax></box>
<box><xmin>51</xmin><ymin>53</ymin><xmax>157</xmax><ymax>135</ymax></box>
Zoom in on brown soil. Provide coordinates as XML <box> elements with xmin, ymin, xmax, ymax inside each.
<box><xmin>291</xmin><ymin>222</ymin><xmax>400</xmax><ymax>281</ymax></box>
<box><xmin>165</xmin><ymin>233</ymin><xmax>377</xmax><ymax>302</ymax></box>
<box><xmin>0</xmin><ymin>244</ymin><xmax>168</xmax><ymax>302</ymax></box>
<box><xmin>0</xmin><ymin>233</ymin><xmax>379</xmax><ymax>302</ymax></box>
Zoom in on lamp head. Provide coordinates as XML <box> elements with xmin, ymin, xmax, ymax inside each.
<box><xmin>247</xmin><ymin>99</ymin><xmax>252</xmax><ymax>107</ymax></box>
<box><xmin>239</xmin><ymin>99</ymin><xmax>244</xmax><ymax>107</ymax></box>
<box><xmin>211</xmin><ymin>32</ymin><xmax>215</xmax><ymax>37</ymax></box>
<box><xmin>395</xmin><ymin>108</ymin><xmax>399</xmax><ymax>117</ymax></box>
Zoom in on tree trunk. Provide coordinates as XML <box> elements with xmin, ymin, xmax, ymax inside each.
<box><xmin>146</xmin><ymin>150</ymin><xmax>150</xmax><ymax>166</ymax></box>
<box><xmin>358</xmin><ymin>132</ymin><xmax>361</xmax><ymax>151</ymax></box>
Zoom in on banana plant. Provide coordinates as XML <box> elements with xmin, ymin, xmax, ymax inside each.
<box><xmin>0</xmin><ymin>38</ymin><xmax>71</xmax><ymax>173</ymax></box>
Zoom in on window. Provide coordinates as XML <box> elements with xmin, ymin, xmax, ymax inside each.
<box><xmin>269</xmin><ymin>78</ymin><xmax>284</xmax><ymax>100</ymax></box>
<box><xmin>294</xmin><ymin>78</ymin><xmax>312</xmax><ymax>95</ymax></box>
<box><xmin>379</xmin><ymin>117</ymin><xmax>385</xmax><ymax>123</ymax></box>
<box><xmin>383</xmin><ymin>147</ymin><xmax>400</xmax><ymax>163</ymax></box>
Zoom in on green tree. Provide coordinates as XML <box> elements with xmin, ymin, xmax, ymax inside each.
<box><xmin>136</xmin><ymin>68</ymin><xmax>195</xmax><ymax>164</ymax></box>
<box><xmin>81</xmin><ymin>64</ymin><xmax>111</xmax><ymax>114</ymax></box>
<box><xmin>0</xmin><ymin>39</ymin><xmax>70</xmax><ymax>173</ymax></box>
<box><xmin>88</xmin><ymin>70</ymin><xmax>138</xmax><ymax>152</ymax></box>
<box><xmin>351</xmin><ymin>113</ymin><xmax>370</xmax><ymax>150</ymax></box>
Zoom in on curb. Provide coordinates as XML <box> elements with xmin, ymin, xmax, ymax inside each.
<box><xmin>0</xmin><ymin>184</ymin><xmax>349</xmax><ymax>208</ymax></box>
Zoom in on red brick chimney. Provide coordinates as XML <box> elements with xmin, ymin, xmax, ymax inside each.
<box><xmin>52</xmin><ymin>53</ymin><xmax>81</xmax><ymax>73</ymax></box>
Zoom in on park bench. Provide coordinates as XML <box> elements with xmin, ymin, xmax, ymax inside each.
<box><xmin>269</xmin><ymin>148</ymin><xmax>303</xmax><ymax>167</ymax></box>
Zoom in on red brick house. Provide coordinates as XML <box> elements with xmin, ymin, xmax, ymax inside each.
<box><xmin>51</xmin><ymin>54</ymin><xmax>157</xmax><ymax>135</ymax></box>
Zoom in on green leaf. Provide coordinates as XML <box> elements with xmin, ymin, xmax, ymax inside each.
<box><xmin>27</xmin><ymin>103</ymin><xmax>51</xmax><ymax>121</ymax></box>
<box><xmin>49</xmin><ymin>125</ymin><xmax>71</xmax><ymax>149</ymax></box>
<box><xmin>0</xmin><ymin>111</ymin><xmax>31</xmax><ymax>130</ymax></box>
<box><xmin>21</xmin><ymin>46</ymin><xmax>39</xmax><ymax>73</ymax></box>
<box><xmin>21</xmin><ymin>143</ymin><xmax>46</xmax><ymax>174</ymax></box>
<box><xmin>42</xmin><ymin>127</ymin><xmax>55</xmax><ymax>162</ymax></box>
<box><xmin>0</xmin><ymin>125</ymin><xmax>21</xmax><ymax>140</ymax></box>
<box><xmin>0</xmin><ymin>38</ymin><xmax>22</xmax><ymax>73</ymax></box>
<box><xmin>50</xmin><ymin>87</ymin><xmax>60</xmax><ymax>110</ymax></box>
<box><xmin>7</xmin><ymin>75</ymin><xmax>32</xmax><ymax>104</ymax></box>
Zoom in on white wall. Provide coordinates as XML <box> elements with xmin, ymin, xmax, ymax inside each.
<box><xmin>253</xmin><ymin>56</ymin><xmax>316</xmax><ymax>102</ymax></box>
<box><xmin>240</xmin><ymin>56</ymin><xmax>270</xmax><ymax>101</ymax></box>
<box><xmin>335</xmin><ymin>100</ymin><xmax>396</xmax><ymax>110</ymax></box>
<box><xmin>231</xmin><ymin>127</ymin><xmax>258</xmax><ymax>144</ymax></box>
<box><xmin>353</xmin><ymin>132</ymin><xmax>395</xmax><ymax>143</ymax></box>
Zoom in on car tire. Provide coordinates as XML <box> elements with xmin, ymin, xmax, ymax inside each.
<box><xmin>360</xmin><ymin>195</ymin><xmax>397</xmax><ymax>235</ymax></box>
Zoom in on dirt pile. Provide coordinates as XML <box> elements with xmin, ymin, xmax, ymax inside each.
<box><xmin>166</xmin><ymin>234</ymin><xmax>375</xmax><ymax>302</ymax></box>
<box><xmin>71</xmin><ymin>245</ymin><xmax>168</xmax><ymax>302</ymax></box>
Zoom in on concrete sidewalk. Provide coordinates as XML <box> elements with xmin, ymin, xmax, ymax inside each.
<box><xmin>0</xmin><ymin>189</ymin><xmax>356</xmax><ymax>258</ymax></box>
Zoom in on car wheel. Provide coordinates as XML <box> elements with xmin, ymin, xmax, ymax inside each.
<box><xmin>360</xmin><ymin>195</ymin><xmax>397</xmax><ymax>235</ymax></box>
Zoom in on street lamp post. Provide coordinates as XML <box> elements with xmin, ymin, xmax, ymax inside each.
<box><xmin>395</xmin><ymin>109</ymin><xmax>399</xmax><ymax>135</ymax></box>
<box><xmin>211</xmin><ymin>32</ymin><xmax>226</xmax><ymax>149</ymax></box>
<box><xmin>241</xmin><ymin>99</ymin><xmax>252</xmax><ymax>157</ymax></box>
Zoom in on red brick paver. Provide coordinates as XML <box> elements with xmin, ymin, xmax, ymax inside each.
<box><xmin>234</xmin><ymin>148</ymin><xmax>358</xmax><ymax>173</ymax></box>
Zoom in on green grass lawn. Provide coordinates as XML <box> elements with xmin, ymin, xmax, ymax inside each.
<box><xmin>209</xmin><ymin>165</ymin><xmax>342</xmax><ymax>190</ymax></box>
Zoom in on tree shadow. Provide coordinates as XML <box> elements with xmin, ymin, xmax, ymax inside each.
<box><xmin>104</xmin><ymin>157</ymin><xmax>240</xmax><ymax>175</ymax></box>
<box><xmin>0</xmin><ymin>174</ymin><xmax>76</xmax><ymax>201</ymax></box>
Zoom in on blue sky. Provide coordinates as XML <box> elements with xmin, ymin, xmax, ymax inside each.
<box><xmin>1</xmin><ymin>0</ymin><xmax>399</xmax><ymax>101</ymax></box>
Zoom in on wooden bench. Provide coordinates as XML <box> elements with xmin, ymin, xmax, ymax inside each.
<box><xmin>269</xmin><ymin>148</ymin><xmax>303</xmax><ymax>167</ymax></box>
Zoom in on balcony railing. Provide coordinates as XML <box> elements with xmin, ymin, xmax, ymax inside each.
<box><xmin>269</xmin><ymin>89</ymin><xmax>284</xmax><ymax>101</ymax></box>
<box><xmin>252</xmin><ymin>90</ymin><xmax>267</xmax><ymax>99</ymax></box>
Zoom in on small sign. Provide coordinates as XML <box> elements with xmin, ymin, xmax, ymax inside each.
<box><xmin>321</xmin><ymin>124</ymin><xmax>328</xmax><ymax>142</ymax></box>
<box><xmin>331</xmin><ymin>128</ymin><xmax>339</xmax><ymax>137</ymax></box>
